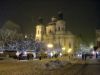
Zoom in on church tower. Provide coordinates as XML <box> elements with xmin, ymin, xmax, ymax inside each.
<box><xmin>35</xmin><ymin>17</ymin><xmax>45</xmax><ymax>41</ymax></box>
<box><xmin>56</xmin><ymin>11</ymin><xmax>66</xmax><ymax>34</ymax></box>
<box><xmin>46</xmin><ymin>17</ymin><xmax>57</xmax><ymax>35</ymax></box>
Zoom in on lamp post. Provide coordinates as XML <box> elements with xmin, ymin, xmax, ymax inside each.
<box><xmin>25</xmin><ymin>35</ymin><xmax>27</xmax><ymax>39</ymax></box>
<box><xmin>62</xmin><ymin>47</ymin><xmax>66</xmax><ymax>55</ymax></box>
<box><xmin>47</xmin><ymin>43</ymin><xmax>53</xmax><ymax>57</ymax></box>
<box><xmin>67</xmin><ymin>48</ymin><xmax>72</xmax><ymax>61</ymax></box>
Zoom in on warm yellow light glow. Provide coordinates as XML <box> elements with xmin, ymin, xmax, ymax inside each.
<box><xmin>36</xmin><ymin>35</ymin><xmax>40</xmax><ymax>37</ymax></box>
<box><xmin>67</xmin><ymin>48</ymin><xmax>72</xmax><ymax>53</ymax></box>
<box><xmin>25</xmin><ymin>35</ymin><xmax>27</xmax><ymax>38</ymax></box>
<box><xmin>62</xmin><ymin>47</ymin><xmax>65</xmax><ymax>51</ymax></box>
<box><xmin>47</xmin><ymin>44</ymin><xmax>53</xmax><ymax>48</ymax></box>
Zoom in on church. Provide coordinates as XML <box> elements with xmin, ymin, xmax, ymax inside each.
<box><xmin>35</xmin><ymin>12</ymin><xmax>78</xmax><ymax>54</ymax></box>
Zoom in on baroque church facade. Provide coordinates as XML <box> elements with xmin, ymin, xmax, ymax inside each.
<box><xmin>35</xmin><ymin>12</ymin><xmax>78</xmax><ymax>54</ymax></box>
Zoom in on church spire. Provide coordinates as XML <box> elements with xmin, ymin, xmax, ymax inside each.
<box><xmin>38</xmin><ymin>16</ymin><xmax>44</xmax><ymax>24</ymax></box>
<box><xmin>57</xmin><ymin>11</ymin><xmax>63</xmax><ymax>20</ymax></box>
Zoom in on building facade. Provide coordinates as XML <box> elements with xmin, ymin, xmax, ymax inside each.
<box><xmin>35</xmin><ymin>12</ymin><xmax>78</xmax><ymax>54</ymax></box>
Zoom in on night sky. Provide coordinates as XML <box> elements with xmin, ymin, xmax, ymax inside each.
<box><xmin>0</xmin><ymin>0</ymin><xmax>100</xmax><ymax>42</ymax></box>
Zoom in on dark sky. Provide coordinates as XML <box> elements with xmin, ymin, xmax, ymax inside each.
<box><xmin>0</xmin><ymin>0</ymin><xmax>100</xmax><ymax>42</ymax></box>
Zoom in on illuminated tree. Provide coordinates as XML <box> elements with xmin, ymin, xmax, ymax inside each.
<box><xmin>34</xmin><ymin>41</ymin><xmax>46</xmax><ymax>53</ymax></box>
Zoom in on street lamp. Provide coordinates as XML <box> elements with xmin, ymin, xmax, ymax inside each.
<box><xmin>47</xmin><ymin>44</ymin><xmax>53</xmax><ymax>48</ymax></box>
<box><xmin>25</xmin><ymin>35</ymin><xmax>27</xmax><ymax>39</ymax></box>
<box><xmin>47</xmin><ymin>43</ymin><xmax>54</xmax><ymax>57</ymax></box>
<box><xmin>62</xmin><ymin>47</ymin><xmax>66</xmax><ymax>55</ymax></box>
<box><xmin>67</xmin><ymin>48</ymin><xmax>72</xmax><ymax>53</ymax></box>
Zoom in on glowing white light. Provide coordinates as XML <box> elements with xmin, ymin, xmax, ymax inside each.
<box><xmin>24</xmin><ymin>51</ymin><xmax>27</xmax><ymax>55</ymax></box>
<box><xmin>33</xmin><ymin>53</ymin><xmax>36</xmax><ymax>58</ymax></box>
<box><xmin>0</xmin><ymin>51</ymin><xmax>3</xmax><ymax>54</ymax></box>
<box><xmin>77</xmin><ymin>54</ymin><xmax>82</xmax><ymax>57</ymax></box>
<box><xmin>16</xmin><ymin>51</ymin><xmax>20</xmax><ymax>56</ymax></box>
<box><xmin>50</xmin><ymin>52</ymin><xmax>53</xmax><ymax>57</ymax></box>
<box><xmin>25</xmin><ymin>35</ymin><xmax>27</xmax><ymax>38</ymax></box>
<box><xmin>47</xmin><ymin>44</ymin><xmax>53</xmax><ymax>48</ymax></box>
<box><xmin>78</xmin><ymin>54</ymin><xmax>80</xmax><ymax>57</ymax></box>
<box><xmin>92</xmin><ymin>51</ymin><xmax>96</xmax><ymax>55</ymax></box>
<box><xmin>59</xmin><ymin>53</ymin><xmax>62</xmax><ymax>56</ymax></box>
<box><xmin>96</xmin><ymin>51</ymin><xmax>99</xmax><ymax>54</ymax></box>
<box><xmin>62</xmin><ymin>47</ymin><xmax>65</xmax><ymax>51</ymax></box>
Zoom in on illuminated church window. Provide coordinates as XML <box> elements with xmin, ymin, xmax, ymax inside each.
<box><xmin>49</xmin><ymin>29</ymin><xmax>52</xmax><ymax>34</ymax></box>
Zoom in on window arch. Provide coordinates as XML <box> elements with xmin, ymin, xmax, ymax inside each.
<box><xmin>58</xmin><ymin>27</ymin><xmax>60</xmax><ymax>31</ymax></box>
<box><xmin>49</xmin><ymin>29</ymin><xmax>52</xmax><ymax>34</ymax></box>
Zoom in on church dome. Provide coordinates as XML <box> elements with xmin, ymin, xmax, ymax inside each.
<box><xmin>47</xmin><ymin>17</ymin><xmax>57</xmax><ymax>25</ymax></box>
<box><xmin>56</xmin><ymin>20</ymin><xmax>65</xmax><ymax>26</ymax></box>
<box><xmin>51</xmin><ymin>17</ymin><xmax>57</xmax><ymax>22</ymax></box>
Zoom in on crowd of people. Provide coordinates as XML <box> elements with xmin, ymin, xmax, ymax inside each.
<box><xmin>0</xmin><ymin>39</ymin><xmax>63</xmax><ymax>60</ymax></box>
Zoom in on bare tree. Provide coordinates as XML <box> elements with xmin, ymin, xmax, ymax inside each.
<box><xmin>0</xmin><ymin>29</ymin><xmax>15</xmax><ymax>41</ymax></box>
<box><xmin>0</xmin><ymin>20</ymin><xmax>22</xmax><ymax>41</ymax></box>
<box><xmin>2</xmin><ymin>20</ymin><xmax>21</xmax><ymax>32</ymax></box>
